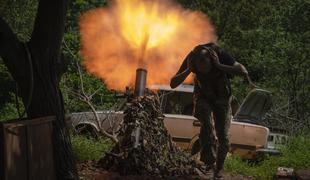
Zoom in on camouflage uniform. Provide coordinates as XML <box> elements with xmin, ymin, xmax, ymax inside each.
<box><xmin>192</xmin><ymin>46</ymin><xmax>233</xmax><ymax>171</ymax></box>
<box><xmin>194</xmin><ymin>92</ymin><xmax>231</xmax><ymax>171</ymax></box>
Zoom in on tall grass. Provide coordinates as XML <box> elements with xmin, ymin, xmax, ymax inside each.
<box><xmin>71</xmin><ymin>135</ymin><xmax>114</xmax><ymax>161</ymax></box>
<box><xmin>225</xmin><ymin>136</ymin><xmax>310</xmax><ymax>180</ymax></box>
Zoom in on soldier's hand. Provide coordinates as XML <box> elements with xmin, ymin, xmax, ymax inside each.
<box><xmin>238</xmin><ymin>64</ymin><xmax>248</xmax><ymax>75</ymax></box>
<box><xmin>209</xmin><ymin>50</ymin><xmax>220</xmax><ymax>67</ymax></box>
<box><xmin>192</xmin><ymin>45</ymin><xmax>204</xmax><ymax>53</ymax></box>
<box><xmin>245</xmin><ymin>73</ymin><xmax>257</xmax><ymax>89</ymax></box>
<box><xmin>249</xmin><ymin>82</ymin><xmax>257</xmax><ymax>89</ymax></box>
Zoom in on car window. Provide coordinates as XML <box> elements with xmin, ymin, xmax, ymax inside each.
<box><xmin>159</xmin><ymin>90</ymin><xmax>194</xmax><ymax>115</ymax></box>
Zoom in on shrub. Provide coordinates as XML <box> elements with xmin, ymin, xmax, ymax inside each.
<box><xmin>71</xmin><ymin>134</ymin><xmax>114</xmax><ymax>161</ymax></box>
<box><xmin>225</xmin><ymin>135</ymin><xmax>310</xmax><ymax>180</ymax></box>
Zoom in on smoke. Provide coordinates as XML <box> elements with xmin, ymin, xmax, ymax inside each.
<box><xmin>80</xmin><ymin>0</ymin><xmax>217</xmax><ymax>90</ymax></box>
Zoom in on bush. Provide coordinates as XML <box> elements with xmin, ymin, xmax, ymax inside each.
<box><xmin>71</xmin><ymin>134</ymin><xmax>114</xmax><ymax>161</ymax></box>
<box><xmin>0</xmin><ymin>102</ymin><xmax>19</xmax><ymax>121</ymax></box>
<box><xmin>225</xmin><ymin>135</ymin><xmax>310</xmax><ymax>180</ymax></box>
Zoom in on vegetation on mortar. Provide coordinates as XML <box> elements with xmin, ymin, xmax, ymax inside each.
<box><xmin>99</xmin><ymin>95</ymin><xmax>200</xmax><ymax>176</ymax></box>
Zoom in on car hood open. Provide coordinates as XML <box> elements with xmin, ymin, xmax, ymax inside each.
<box><xmin>233</xmin><ymin>89</ymin><xmax>272</xmax><ymax>124</ymax></box>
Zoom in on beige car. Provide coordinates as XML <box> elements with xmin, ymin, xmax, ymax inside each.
<box><xmin>152</xmin><ymin>84</ymin><xmax>274</xmax><ymax>159</ymax></box>
<box><xmin>70</xmin><ymin>84</ymin><xmax>278</xmax><ymax>159</ymax></box>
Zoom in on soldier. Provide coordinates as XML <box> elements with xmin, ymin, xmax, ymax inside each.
<box><xmin>170</xmin><ymin>43</ymin><xmax>256</xmax><ymax>179</ymax></box>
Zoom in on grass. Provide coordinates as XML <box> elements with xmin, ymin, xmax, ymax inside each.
<box><xmin>71</xmin><ymin>134</ymin><xmax>114</xmax><ymax>161</ymax></box>
<box><xmin>224</xmin><ymin>135</ymin><xmax>310</xmax><ymax>180</ymax></box>
<box><xmin>71</xmin><ymin>133</ymin><xmax>310</xmax><ymax>179</ymax></box>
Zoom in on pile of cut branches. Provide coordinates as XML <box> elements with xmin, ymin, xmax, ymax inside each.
<box><xmin>99</xmin><ymin>95</ymin><xmax>200</xmax><ymax>177</ymax></box>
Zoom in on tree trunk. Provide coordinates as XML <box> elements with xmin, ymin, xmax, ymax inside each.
<box><xmin>0</xmin><ymin>0</ymin><xmax>78</xmax><ymax>179</ymax></box>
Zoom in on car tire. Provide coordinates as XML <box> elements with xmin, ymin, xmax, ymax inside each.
<box><xmin>74</xmin><ymin>124</ymin><xmax>99</xmax><ymax>139</ymax></box>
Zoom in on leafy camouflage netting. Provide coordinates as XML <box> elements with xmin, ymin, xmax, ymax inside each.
<box><xmin>99</xmin><ymin>95</ymin><xmax>201</xmax><ymax>177</ymax></box>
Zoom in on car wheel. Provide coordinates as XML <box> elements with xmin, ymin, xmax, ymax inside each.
<box><xmin>75</xmin><ymin>124</ymin><xmax>99</xmax><ymax>139</ymax></box>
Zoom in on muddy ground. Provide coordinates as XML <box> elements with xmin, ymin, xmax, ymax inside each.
<box><xmin>78</xmin><ymin>161</ymin><xmax>254</xmax><ymax>180</ymax></box>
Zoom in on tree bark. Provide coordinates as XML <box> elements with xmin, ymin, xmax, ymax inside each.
<box><xmin>0</xmin><ymin>0</ymin><xmax>78</xmax><ymax>179</ymax></box>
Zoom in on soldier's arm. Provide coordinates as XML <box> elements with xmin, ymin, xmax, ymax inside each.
<box><xmin>210</xmin><ymin>50</ymin><xmax>256</xmax><ymax>88</ymax></box>
<box><xmin>216</xmin><ymin>61</ymin><xmax>248</xmax><ymax>76</ymax></box>
<box><xmin>233</xmin><ymin>62</ymin><xmax>256</xmax><ymax>88</ymax></box>
<box><xmin>170</xmin><ymin>52</ymin><xmax>193</xmax><ymax>89</ymax></box>
<box><xmin>207</xmin><ymin>49</ymin><xmax>243</xmax><ymax>75</ymax></box>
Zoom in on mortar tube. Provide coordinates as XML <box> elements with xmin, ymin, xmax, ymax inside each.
<box><xmin>134</xmin><ymin>68</ymin><xmax>147</xmax><ymax>96</ymax></box>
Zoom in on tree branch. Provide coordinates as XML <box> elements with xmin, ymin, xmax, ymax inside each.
<box><xmin>30</xmin><ymin>0</ymin><xmax>68</xmax><ymax>56</ymax></box>
<box><xmin>0</xmin><ymin>16</ymin><xmax>27</xmax><ymax>84</ymax></box>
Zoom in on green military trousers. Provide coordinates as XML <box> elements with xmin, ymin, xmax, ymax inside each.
<box><xmin>194</xmin><ymin>95</ymin><xmax>231</xmax><ymax>171</ymax></box>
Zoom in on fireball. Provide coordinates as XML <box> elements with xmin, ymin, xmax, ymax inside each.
<box><xmin>80</xmin><ymin>0</ymin><xmax>216</xmax><ymax>90</ymax></box>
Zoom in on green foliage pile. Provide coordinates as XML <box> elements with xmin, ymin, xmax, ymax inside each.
<box><xmin>224</xmin><ymin>136</ymin><xmax>310</xmax><ymax>179</ymax></box>
<box><xmin>100</xmin><ymin>95</ymin><xmax>200</xmax><ymax>176</ymax></box>
<box><xmin>71</xmin><ymin>134</ymin><xmax>113</xmax><ymax>161</ymax></box>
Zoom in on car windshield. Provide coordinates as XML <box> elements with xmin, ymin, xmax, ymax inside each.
<box><xmin>158</xmin><ymin>90</ymin><xmax>194</xmax><ymax>115</ymax></box>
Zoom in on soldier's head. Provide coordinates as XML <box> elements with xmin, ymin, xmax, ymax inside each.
<box><xmin>192</xmin><ymin>46</ymin><xmax>215</xmax><ymax>74</ymax></box>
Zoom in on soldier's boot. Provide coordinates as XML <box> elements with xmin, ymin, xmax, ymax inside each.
<box><xmin>213</xmin><ymin>168</ymin><xmax>224</xmax><ymax>180</ymax></box>
<box><xmin>213</xmin><ymin>148</ymin><xmax>228</xmax><ymax>179</ymax></box>
<box><xmin>202</xmin><ymin>162</ymin><xmax>215</xmax><ymax>172</ymax></box>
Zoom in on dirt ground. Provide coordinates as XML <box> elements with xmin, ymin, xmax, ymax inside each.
<box><xmin>78</xmin><ymin>161</ymin><xmax>254</xmax><ymax>180</ymax></box>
